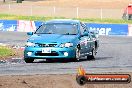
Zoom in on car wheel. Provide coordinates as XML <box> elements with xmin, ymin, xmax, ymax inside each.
<box><xmin>76</xmin><ymin>75</ymin><xmax>87</xmax><ymax>85</ymax></box>
<box><xmin>87</xmin><ymin>47</ymin><xmax>96</xmax><ymax>60</ymax></box>
<box><xmin>73</xmin><ymin>48</ymin><xmax>80</xmax><ymax>61</ymax></box>
<box><xmin>122</xmin><ymin>13</ymin><xmax>127</xmax><ymax>20</ymax></box>
<box><xmin>24</xmin><ymin>58</ymin><xmax>34</xmax><ymax>63</ymax></box>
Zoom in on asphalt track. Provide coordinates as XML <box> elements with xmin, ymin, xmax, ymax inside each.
<box><xmin>0</xmin><ymin>31</ymin><xmax>132</xmax><ymax>75</ymax></box>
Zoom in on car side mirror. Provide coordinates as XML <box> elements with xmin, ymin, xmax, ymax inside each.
<box><xmin>81</xmin><ymin>32</ymin><xmax>88</xmax><ymax>37</ymax></box>
<box><xmin>27</xmin><ymin>32</ymin><xmax>33</xmax><ymax>35</ymax></box>
<box><xmin>90</xmin><ymin>31</ymin><xmax>94</xmax><ymax>34</ymax></box>
<box><xmin>90</xmin><ymin>31</ymin><xmax>98</xmax><ymax>34</ymax></box>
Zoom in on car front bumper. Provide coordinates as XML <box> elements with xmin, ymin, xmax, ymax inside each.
<box><xmin>24</xmin><ymin>47</ymin><xmax>76</xmax><ymax>59</ymax></box>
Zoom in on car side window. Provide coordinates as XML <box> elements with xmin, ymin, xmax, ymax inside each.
<box><xmin>80</xmin><ymin>22</ymin><xmax>88</xmax><ymax>34</ymax></box>
<box><xmin>82</xmin><ymin>23</ymin><xmax>87</xmax><ymax>31</ymax></box>
<box><xmin>80</xmin><ymin>23</ymin><xmax>85</xmax><ymax>34</ymax></box>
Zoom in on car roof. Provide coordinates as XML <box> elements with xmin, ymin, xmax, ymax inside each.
<box><xmin>45</xmin><ymin>19</ymin><xmax>80</xmax><ymax>24</ymax></box>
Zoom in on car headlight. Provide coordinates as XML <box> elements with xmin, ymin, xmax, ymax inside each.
<box><xmin>60</xmin><ymin>43</ymin><xmax>73</xmax><ymax>48</ymax></box>
<box><xmin>26</xmin><ymin>42</ymin><xmax>35</xmax><ymax>47</ymax></box>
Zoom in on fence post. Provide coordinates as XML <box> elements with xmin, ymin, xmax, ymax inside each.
<box><xmin>30</xmin><ymin>5</ymin><xmax>32</xmax><ymax>16</ymax></box>
<box><xmin>8</xmin><ymin>4</ymin><xmax>11</xmax><ymax>14</ymax></box>
<box><xmin>127</xmin><ymin>7</ymin><xmax>128</xmax><ymax>20</ymax></box>
<box><xmin>53</xmin><ymin>6</ymin><xmax>56</xmax><ymax>17</ymax></box>
<box><xmin>76</xmin><ymin>7</ymin><xmax>79</xmax><ymax>18</ymax></box>
<box><xmin>100</xmin><ymin>8</ymin><xmax>103</xmax><ymax>20</ymax></box>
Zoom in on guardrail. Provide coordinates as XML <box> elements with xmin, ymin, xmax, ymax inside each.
<box><xmin>0</xmin><ymin>20</ymin><xmax>131</xmax><ymax>36</ymax></box>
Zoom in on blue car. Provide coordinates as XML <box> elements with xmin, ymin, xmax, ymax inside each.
<box><xmin>24</xmin><ymin>19</ymin><xmax>99</xmax><ymax>63</ymax></box>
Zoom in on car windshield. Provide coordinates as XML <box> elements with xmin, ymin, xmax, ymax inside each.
<box><xmin>35</xmin><ymin>23</ymin><xmax>78</xmax><ymax>35</ymax></box>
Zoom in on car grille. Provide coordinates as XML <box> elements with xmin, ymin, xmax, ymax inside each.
<box><xmin>35</xmin><ymin>51</ymin><xmax>59</xmax><ymax>56</ymax></box>
<box><xmin>38</xmin><ymin>44</ymin><xmax>57</xmax><ymax>47</ymax></box>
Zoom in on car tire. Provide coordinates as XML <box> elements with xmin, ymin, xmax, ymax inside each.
<box><xmin>73</xmin><ymin>48</ymin><xmax>80</xmax><ymax>61</ymax></box>
<box><xmin>122</xmin><ymin>13</ymin><xmax>127</xmax><ymax>20</ymax></box>
<box><xmin>87</xmin><ymin>47</ymin><xmax>96</xmax><ymax>60</ymax></box>
<box><xmin>76</xmin><ymin>75</ymin><xmax>87</xmax><ymax>85</ymax></box>
<box><xmin>24</xmin><ymin>58</ymin><xmax>34</xmax><ymax>63</ymax></box>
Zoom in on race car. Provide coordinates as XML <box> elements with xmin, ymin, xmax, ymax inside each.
<box><xmin>122</xmin><ymin>4</ymin><xmax>132</xmax><ymax>20</ymax></box>
<box><xmin>24</xmin><ymin>19</ymin><xmax>99</xmax><ymax>63</ymax></box>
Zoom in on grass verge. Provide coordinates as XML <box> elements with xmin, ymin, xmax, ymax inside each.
<box><xmin>0</xmin><ymin>14</ymin><xmax>132</xmax><ymax>24</ymax></box>
<box><xmin>0</xmin><ymin>46</ymin><xmax>14</xmax><ymax>58</ymax></box>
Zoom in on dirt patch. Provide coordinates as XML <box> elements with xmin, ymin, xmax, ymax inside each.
<box><xmin>1</xmin><ymin>0</ymin><xmax>132</xmax><ymax>18</ymax></box>
<box><xmin>0</xmin><ymin>73</ymin><xmax>131</xmax><ymax>88</ymax></box>
<box><xmin>21</xmin><ymin>0</ymin><xmax>132</xmax><ymax>9</ymax></box>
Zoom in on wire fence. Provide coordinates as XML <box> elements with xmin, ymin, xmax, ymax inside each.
<box><xmin>0</xmin><ymin>4</ymin><xmax>124</xmax><ymax>19</ymax></box>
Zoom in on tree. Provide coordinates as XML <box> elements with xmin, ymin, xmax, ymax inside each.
<box><xmin>3</xmin><ymin>0</ymin><xmax>5</xmax><ymax>3</ymax></box>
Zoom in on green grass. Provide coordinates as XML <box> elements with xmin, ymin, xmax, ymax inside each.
<box><xmin>0</xmin><ymin>46</ymin><xmax>14</xmax><ymax>57</ymax></box>
<box><xmin>76</xmin><ymin>18</ymin><xmax>132</xmax><ymax>24</ymax></box>
<box><xmin>0</xmin><ymin>14</ymin><xmax>65</xmax><ymax>21</ymax></box>
<box><xmin>0</xmin><ymin>13</ymin><xmax>132</xmax><ymax>24</ymax></box>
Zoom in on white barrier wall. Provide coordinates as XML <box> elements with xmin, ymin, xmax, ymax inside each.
<box><xmin>0</xmin><ymin>20</ymin><xmax>131</xmax><ymax>36</ymax></box>
<box><xmin>128</xmin><ymin>25</ymin><xmax>132</xmax><ymax>36</ymax></box>
<box><xmin>17</xmin><ymin>20</ymin><xmax>36</xmax><ymax>32</ymax></box>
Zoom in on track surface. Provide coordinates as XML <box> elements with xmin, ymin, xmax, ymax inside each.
<box><xmin>0</xmin><ymin>31</ymin><xmax>132</xmax><ymax>75</ymax></box>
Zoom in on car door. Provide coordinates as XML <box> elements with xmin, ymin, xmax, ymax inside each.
<box><xmin>79</xmin><ymin>23</ymin><xmax>89</xmax><ymax>54</ymax></box>
<box><xmin>87</xmin><ymin>34</ymin><xmax>93</xmax><ymax>53</ymax></box>
<box><xmin>80</xmin><ymin>35</ymin><xmax>88</xmax><ymax>54</ymax></box>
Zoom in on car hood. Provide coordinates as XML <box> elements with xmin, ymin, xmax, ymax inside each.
<box><xmin>28</xmin><ymin>34</ymin><xmax>78</xmax><ymax>43</ymax></box>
